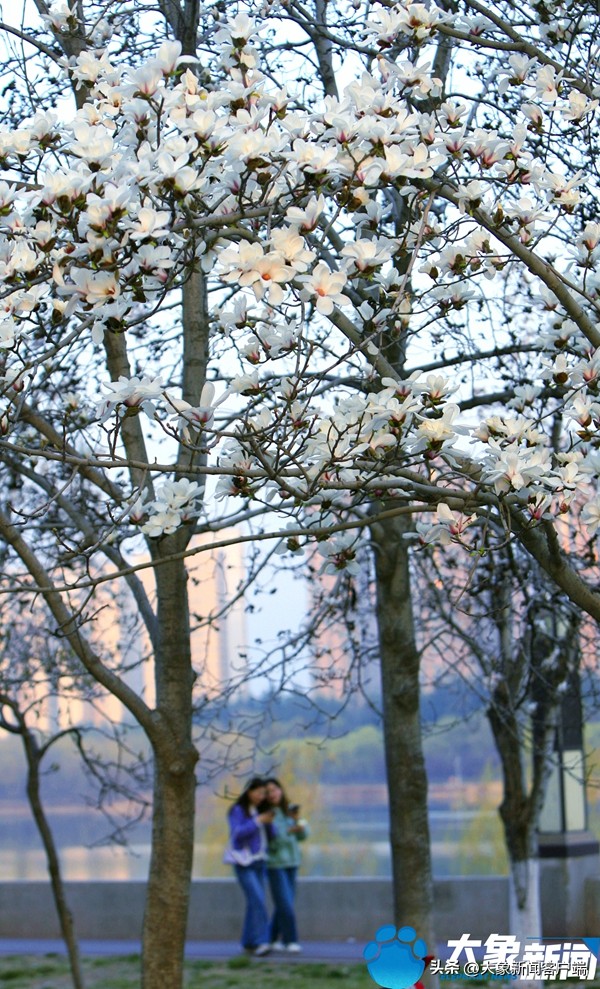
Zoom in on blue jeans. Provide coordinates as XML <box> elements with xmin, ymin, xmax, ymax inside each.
<box><xmin>267</xmin><ymin>866</ymin><xmax>298</xmax><ymax>945</ymax></box>
<box><xmin>233</xmin><ymin>862</ymin><xmax>270</xmax><ymax>949</ymax></box>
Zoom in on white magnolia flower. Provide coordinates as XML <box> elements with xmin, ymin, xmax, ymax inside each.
<box><xmin>341</xmin><ymin>238</ymin><xmax>393</xmax><ymax>273</ymax></box>
<box><xmin>581</xmin><ymin>497</ymin><xmax>600</xmax><ymax>536</ymax></box>
<box><xmin>286</xmin><ymin>195</ymin><xmax>325</xmax><ymax>232</ymax></box>
<box><xmin>0</xmin><ymin>182</ymin><xmax>17</xmax><ymax>212</ymax></box>
<box><xmin>41</xmin><ymin>2</ymin><xmax>76</xmax><ymax>33</ymax></box>
<box><xmin>71</xmin><ymin>49</ymin><xmax>118</xmax><ymax>85</ymax></box>
<box><xmin>414</xmin><ymin>373</ymin><xmax>455</xmax><ymax>404</ymax></box>
<box><xmin>68</xmin><ymin>269</ymin><xmax>120</xmax><ymax>306</ymax></box>
<box><xmin>98</xmin><ymin>374</ymin><xmax>164</xmax><ymax>420</ymax></box>
<box><xmin>167</xmin><ymin>382</ymin><xmax>227</xmax><ymax>436</ymax></box>
<box><xmin>0</xmin><ymin>316</ymin><xmax>21</xmax><ymax>349</ymax></box>
<box><xmin>128</xmin><ymin>207</ymin><xmax>172</xmax><ymax>241</ymax></box>
<box><xmin>413</xmin><ymin>405</ymin><xmax>461</xmax><ymax>451</ymax></box>
<box><xmin>563</xmin><ymin>90</ymin><xmax>599</xmax><ymax>121</ymax></box>
<box><xmin>4</xmin><ymin>242</ymin><xmax>39</xmax><ymax>275</ymax></box>
<box><xmin>141</xmin><ymin>508</ymin><xmax>183</xmax><ymax>538</ymax></box>
<box><xmin>298</xmin><ymin>262</ymin><xmax>350</xmax><ymax>315</ymax></box>
<box><xmin>436</xmin><ymin>503</ymin><xmax>476</xmax><ymax>534</ymax></box>
<box><xmin>39</xmin><ymin>171</ymin><xmax>89</xmax><ymax>206</ymax></box>
<box><xmin>155</xmin><ymin>153</ymin><xmax>199</xmax><ymax>194</ymax></box>
<box><xmin>382</xmin><ymin>143</ymin><xmax>440</xmax><ymax>181</ymax></box>
<box><xmin>217</xmin><ymin>242</ymin><xmax>293</xmax><ymax>305</ymax></box>
<box><xmin>318</xmin><ymin>533</ymin><xmax>361</xmax><ymax>576</ymax></box>
<box><xmin>535</xmin><ymin>65</ymin><xmax>560</xmax><ymax>103</ymax></box>
<box><xmin>139</xmin><ymin>478</ymin><xmax>202</xmax><ymax>536</ymax></box>
<box><xmin>231</xmin><ymin>368</ymin><xmax>262</xmax><ymax>395</ymax></box>
<box><xmin>417</xmin><ymin>503</ymin><xmax>477</xmax><ymax>545</ymax></box>
<box><xmin>543</xmin><ymin>171</ymin><xmax>583</xmax><ymax>211</ymax></box>
<box><xmin>506</xmin><ymin>53</ymin><xmax>538</xmax><ymax>84</ymax></box>
<box><xmin>288</xmin><ymin>139</ymin><xmax>338</xmax><ymax>175</ymax></box>
<box><xmin>365</xmin><ymin>4</ymin><xmax>443</xmax><ymax>44</ymax></box>
<box><xmin>130</xmin><ymin>63</ymin><xmax>164</xmax><ymax>97</ymax></box>
<box><xmin>580</xmin><ymin>222</ymin><xmax>600</xmax><ymax>252</ymax></box>
<box><xmin>258</xmin><ymin>321</ymin><xmax>298</xmax><ymax>358</ymax></box>
<box><xmin>526</xmin><ymin>494</ymin><xmax>553</xmax><ymax>522</ymax></box>
<box><xmin>154</xmin><ymin>478</ymin><xmax>200</xmax><ymax>511</ymax></box>
<box><xmin>216</xmin><ymin>12</ymin><xmax>256</xmax><ymax>46</ymax></box>
<box><xmin>70</xmin><ymin>122</ymin><xmax>114</xmax><ymax>166</ymax></box>
<box><xmin>154</xmin><ymin>40</ymin><xmax>182</xmax><ymax>75</ymax></box>
<box><xmin>508</xmin><ymin>385</ymin><xmax>543</xmax><ymax>412</ymax></box>
<box><xmin>128</xmin><ymin>496</ymin><xmax>148</xmax><ymax>524</ymax></box>
<box><xmin>269</xmin><ymin>228</ymin><xmax>315</xmax><ymax>272</ymax></box>
<box><xmin>485</xmin><ymin>447</ymin><xmax>550</xmax><ymax>494</ymax></box>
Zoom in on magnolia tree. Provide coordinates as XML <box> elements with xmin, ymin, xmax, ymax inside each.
<box><xmin>0</xmin><ymin>605</ymin><xmax>88</xmax><ymax>989</ymax></box>
<box><xmin>1</xmin><ymin>0</ymin><xmax>600</xmax><ymax>984</ymax></box>
<box><xmin>413</xmin><ymin>541</ymin><xmax>584</xmax><ymax>954</ymax></box>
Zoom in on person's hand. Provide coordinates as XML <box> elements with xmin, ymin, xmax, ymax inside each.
<box><xmin>258</xmin><ymin>809</ymin><xmax>275</xmax><ymax>824</ymax></box>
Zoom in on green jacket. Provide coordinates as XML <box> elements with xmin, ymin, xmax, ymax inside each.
<box><xmin>266</xmin><ymin>807</ymin><xmax>309</xmax><ymax>869</ymax></box>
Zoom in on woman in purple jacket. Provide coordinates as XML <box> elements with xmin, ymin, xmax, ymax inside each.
<box><xmin>224</xmin><ymin>777</ymin><xmax>276</xmax><ymax>956</ymax></box>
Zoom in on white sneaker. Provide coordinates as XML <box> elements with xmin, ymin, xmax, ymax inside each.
<box><xmin>286</xmin><ymin>943</ymin><xmax>302</xmax><ymax>953</ymax></box>
<box><xmin>253</xmin><ymin>944</ymin><xmax>271</xmax><ymax>957</ymax></box>
<box><xmin>271</xmin><ymin>941</ymin><xmax>285</xmax><ymax>951</ymax></box>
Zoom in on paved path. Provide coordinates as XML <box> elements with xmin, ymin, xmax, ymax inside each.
<box><xmin>0</xmin><ymin>939</ymin><xmax>366</xmax><ymax>963</ymax></box>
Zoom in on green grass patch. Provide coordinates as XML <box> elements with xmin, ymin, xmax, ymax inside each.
<box><xmin>1</xmin><ymin>956</ymin><xmax>600</xmax><ymax>989</ymax></box>
<box><xmin>225</xmin><ymin>955</ymin><xmax>252</xmax><ymax>969</ymax></box>
<box><xmin>0</xmin><ymin>956</ymin><xmax>373</xmax><ymax>989</ymax></box>
<box><xmin>185</xmin><ymin>960</ymin><xmax>373</xmax><ymax>989</ymax></box>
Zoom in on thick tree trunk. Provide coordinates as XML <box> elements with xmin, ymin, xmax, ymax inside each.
<box><xmin>370</xmin><ymin>511</ymin><xmax>435</xmax><ymax>949</ymax></box>
<box><xmin>509</xmin><ymin>857</ymin><xmax>541</xmax><ymax>963</ymax></box>
<box><xmin>142</xmin><ymin>549</ymin><xmax>198</xmax><ymax>989</ymax></box>
<box><xmin>142</xmin><ymin>750</ymin><xmax>197</xmax><ymax>989</ymax></box>
<box><xmin>504</xmin><ymin>831</ymin><xmax>542</xmax><ymax>986</ymax></box>
<box><xmin>507</xmin><ymin>854</ymin><xmax>542</xmax><ymax>988</ymax></box>
<box><xmin>140</xmin><ymin>236</ymin><xmax>208</xmax><ymax>988</ymax></box>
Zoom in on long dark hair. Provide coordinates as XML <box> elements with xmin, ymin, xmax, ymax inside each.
<box><xmin>265</xmin><ymin>777</ymin><xmax>290</xmax><ymax>815</ymax></box>
<box><xmin>228</xmin><ymin>776</ymin><xmax>267</xmax><ymax>816</ymax></box>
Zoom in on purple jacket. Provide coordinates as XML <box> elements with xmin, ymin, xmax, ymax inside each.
<box><xmin>224</xmin><ymin>804</ymin><xmax>276</xmax><ymax>865</ymax></box>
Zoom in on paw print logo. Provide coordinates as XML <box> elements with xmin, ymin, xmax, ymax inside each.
<box><xmin>363</xmin><ymin>925</ymin><xmax>428</xmax><ymax>989</ymax></box>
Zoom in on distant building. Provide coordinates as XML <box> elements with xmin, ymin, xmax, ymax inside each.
<box><xmin>30</xmin><ymin>530</ymin><xmax>249</xmax><ymax>731</ymax></box>
<box><xmin>307</xmin><ymin>561</ymin><xmax>381</xmax><ymax>700</ymax></box>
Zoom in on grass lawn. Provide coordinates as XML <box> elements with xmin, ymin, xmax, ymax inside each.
<box><xmin>2</xmin><ymin>955</ymin><xmax>598</xmax><ymax>989</ymax></box>
<box><xmin>0</xmin><ymin>955</ymin><xmax>374</xmax><ymax>989</ymax></box>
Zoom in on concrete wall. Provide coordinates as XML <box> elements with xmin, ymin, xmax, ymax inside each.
<box><xmin>538</xmin><ymin>833</ymin><xmax>600</xmax><ymax>936</ymax></box>
<box><xmin>0</xmin><ymin>876</ymin><xmax>510</xmax><ymax>942</ymax></box>
<box><xmin>585</xmin><ymin>876</ymin><xmax>600</xmax><ymax>934</ymax></box>
<box><xmin>0</xmin><ymin>873</ymin><xmax>598</xmax><ymax>942</ymax></box>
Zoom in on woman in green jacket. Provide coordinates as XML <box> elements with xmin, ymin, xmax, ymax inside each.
<box><xmin>265</xmin><ymin>777</ymin><xmax>309</xmax><ymax>953</ymax></box>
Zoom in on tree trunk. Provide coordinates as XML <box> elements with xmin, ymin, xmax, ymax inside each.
<box><xmin>142</xmin><ymin>749</ymin><xmax>197</xmax><ymax>989</ymax></box>
<box><xmin>142</xmin><ymin>549</ymin><xmax>198</xmax><ymax>989</ymax></box>
<box><xmin>509</xmin><ymin>857</ymin><xmax>541</xmax><ymax>984</ymax></box>
<box><xmin>370</xmin><ymin>511</ymin><xmax>435</xmax><ymax>950</ymax></box>
<box><xmin>488</xmin><ymin>706</ymin><xmax>541</xmax><ymax>988</ymax></box>
<box><xmin>24</xmin><ymin>734</ymin><xmax>85</xmax><ymax>989</ymax></box>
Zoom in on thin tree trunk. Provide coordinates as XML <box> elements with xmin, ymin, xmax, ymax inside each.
<box><xmin>23</xmin><ymin>732</ymin><xmax>85</xmax><ymax>989</ymax></box>
<box><xmin>488</xmin><ymin>706</ymin><xmax>541</xmax><ymax>988</ymax></box>
<box><xmin>370</xmin><ymin>511</ymin><xmax>435</xmax><ymax>949</ymax></box>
